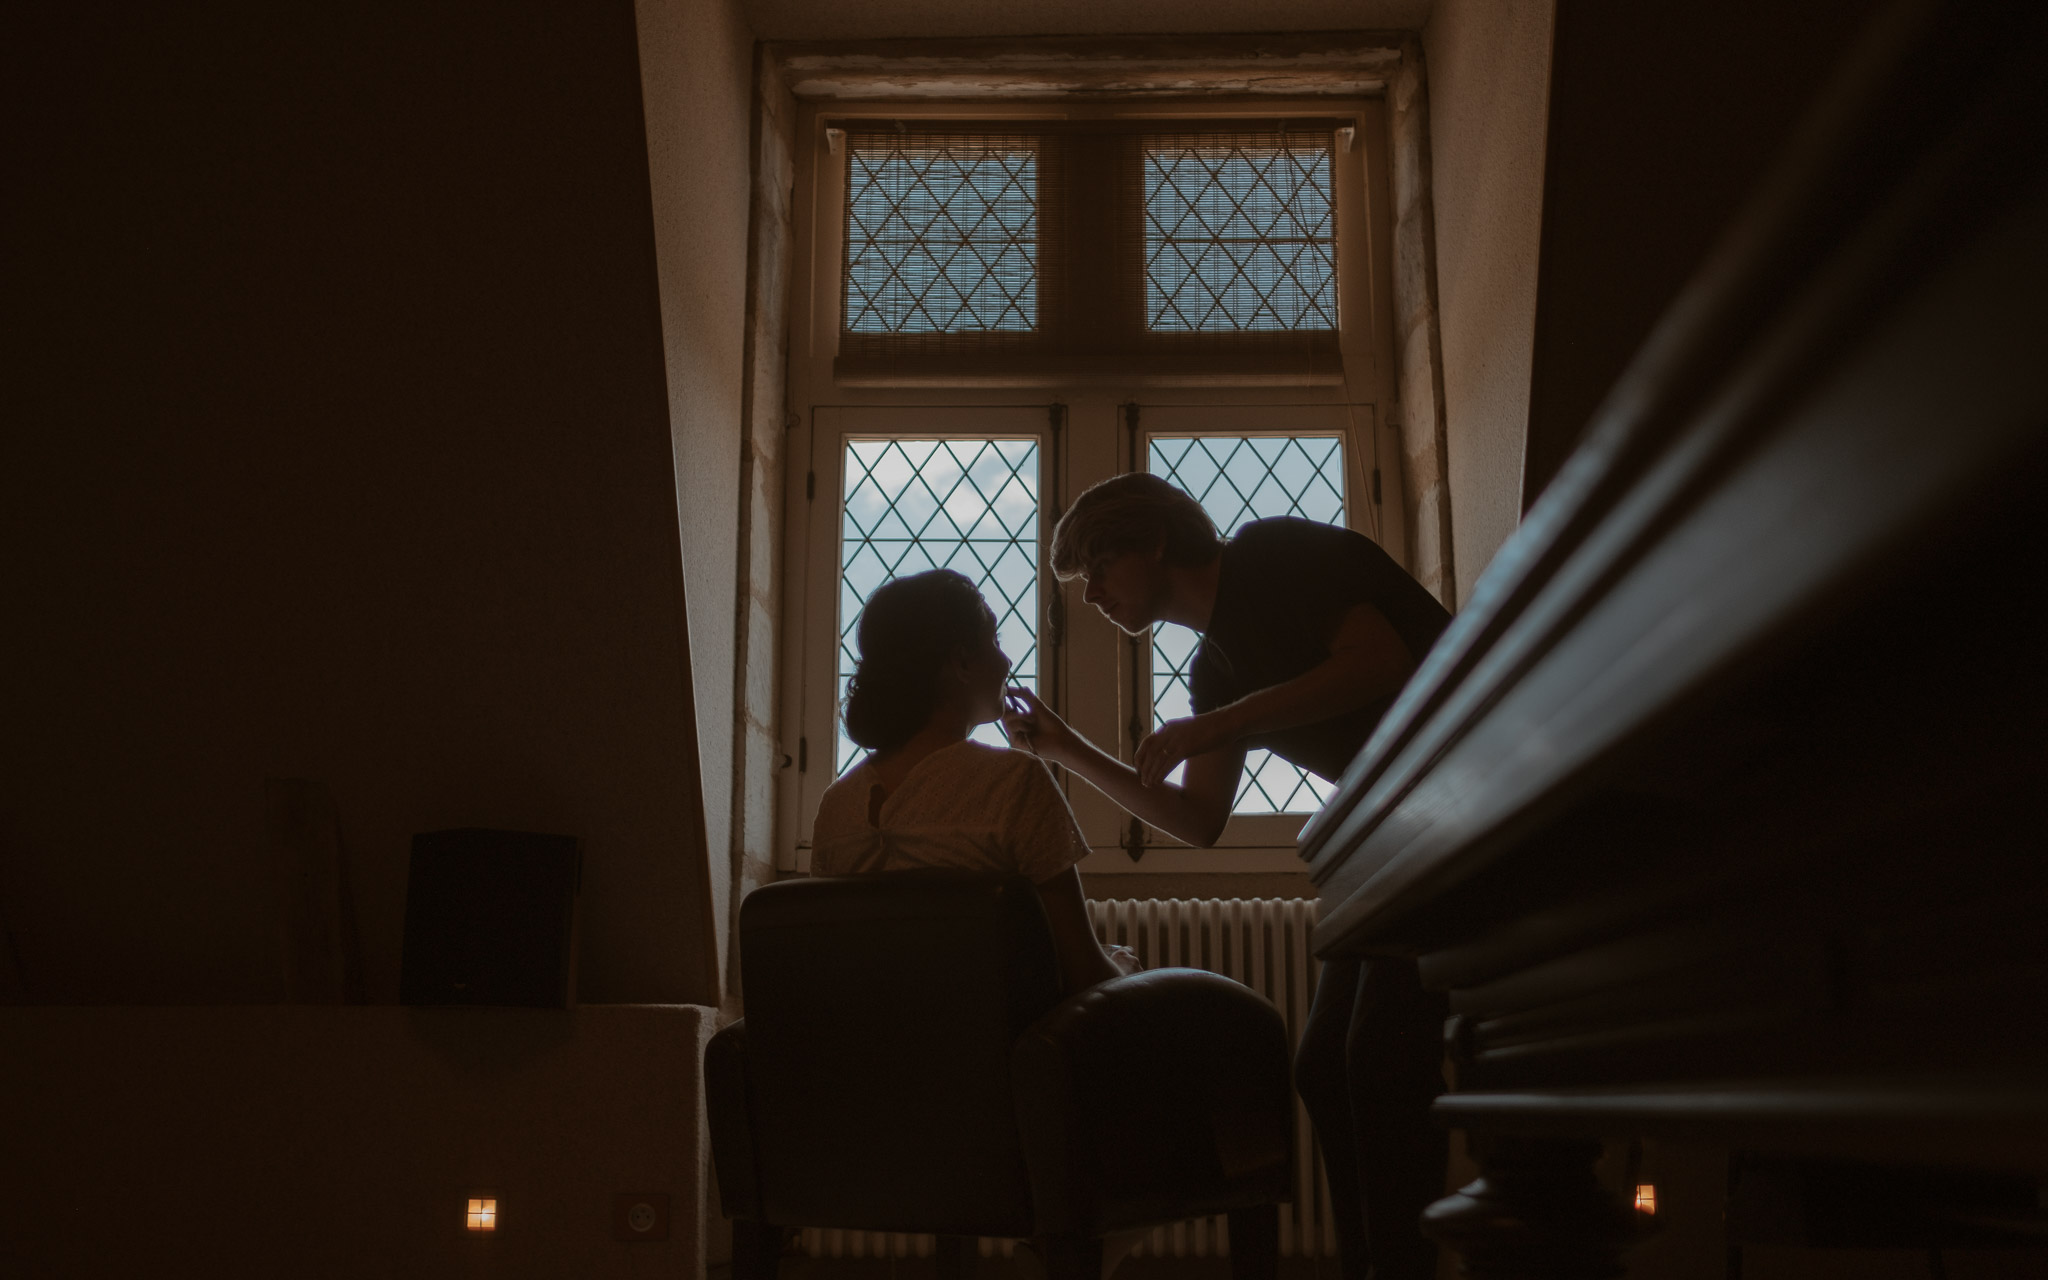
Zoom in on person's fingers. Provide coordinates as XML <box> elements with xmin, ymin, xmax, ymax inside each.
<box><xmin>1138</xmin><ymin>725</ymin><xmax>1194</xmax><ymax>787</ymax></box>
<box><xmin>1137</xmin><ymin>738</ymin><xmax>1166</xmax><ymax>786</ymax></box>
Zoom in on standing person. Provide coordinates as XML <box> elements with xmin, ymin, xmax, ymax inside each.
<box><xmin>1000</xmin><ymin>473</ymin><xmax>1452</xmax><ymax>1280</ymax></box>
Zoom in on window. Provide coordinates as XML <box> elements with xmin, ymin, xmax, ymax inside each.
<box><xmin>1149</xmin><ymin>434</ymin><xmax>1349</xmax><ymax>814</ymax></box>
<box><xmin>843</xmin><ymin>136</ymin><xmax>1039</xmax><ymax>334</ymax></box>
<box><xmin>835</xmin><ymin>437</ymin><xmax>1040</xmax><ymax>772</ymax></box>
<box><xmin>1144</xmin><ymin>140</ymin><xmax>1338</xmax><ymax>332</ymax></box>
<box><xmin>784</xmin><ymin>99</ymin><xmax>1402</xmax><ymax>876</ymax></box>
<box><xmin>832</xmin><ymin>123</ymin><xmax>1347</xmax><ymax>383</ymax></box>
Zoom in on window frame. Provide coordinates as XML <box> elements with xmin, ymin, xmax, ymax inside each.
<box><xmin>1118</xmin><ymin>404</ymin><xmax>1387</xmax><ymax>857</ymax></box>
<box><xmin>825</xmin><ymin>118</ymin><xmax>1356</xmax><ymax>384</ymax></box>
<box><xmin>1144</xmin><ymin>421</ymin><xmax>1370</xmax><ymax>822</ymax></box>
<box><xmin>779</xmin><ymin>97</ymin><xmax>1405</xmax><ymax>878</ymax></box>
<box><xmin>784</xmin><ymin>405</ymin><xmax>1061</xmax><ymax>875</ymax></box>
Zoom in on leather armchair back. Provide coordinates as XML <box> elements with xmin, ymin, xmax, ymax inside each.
<box><xmin>737</xmin><ymin>873</ymin><xmax>1064</xmax><ymax>1236</ymax></box>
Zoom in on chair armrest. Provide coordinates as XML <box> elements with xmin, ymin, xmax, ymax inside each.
<box><xmin>705</xmin><ymin>1018</ymin><xmax>763</xmax><ymax>1220</ymax></box>
<box><xmin>1011</xmin><ymin>968</ymin><xmax>1295</xmax><ymax>1235</ymax></box>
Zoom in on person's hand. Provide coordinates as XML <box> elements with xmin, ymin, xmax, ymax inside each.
<box><xmin>1001</xmin><ymin>687</ymin><xmax>1078</xmax><ymax>762</ymax></box>
<box><xmin>1135</xmin><ymin>712</ymin><xmax>1235</xmax><ymax>787</ymax></box>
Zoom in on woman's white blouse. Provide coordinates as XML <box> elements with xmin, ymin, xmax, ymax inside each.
<box><xmin>810</xmin><ymin>740</ymin><xmax>1090</xmax><ymax>883</ymax></box>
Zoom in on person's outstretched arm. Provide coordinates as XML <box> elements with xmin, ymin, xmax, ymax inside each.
<box><xmin>1134</xmin><ymin>601</ymin><xmax>1413</xmax><ymax>786</ymax></box>
<box><xmin>1002</xmin><ymin>690</ymin><xmax>1243</xmax><ymax>847</ymax></box>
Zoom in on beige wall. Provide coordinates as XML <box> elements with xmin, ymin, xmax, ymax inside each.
<box><xmin>2</xmin><ymin>3</ymin><xmax>752</xmax><ymax>1006</ymax></box>
<box><xmin>0</xmin><ymin>1005</ymin><xmax>713</xmax><ymax>1277</ymax></box>
<box><xmin>1421</xmin><ymin>0</ymin><xmax>1557</xmax><ymax>608</ymax></box>
<box><xmin>636</xmin><ymin>0</ymin><xmax>762</xmax><ymax>992</ymax></box>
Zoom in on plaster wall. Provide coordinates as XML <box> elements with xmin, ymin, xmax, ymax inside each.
<box><xmin>1421</xmin><ymin>0</ymin><xmax>1556</xmax><ymax>608</ymax></box>
<box><xmin>1</xmin><ymin>3</ymin><xmax>738</xmax><ymax>1005</ymax></box>
<box><xmin>0</xmin><ymin>1005</ymin><xmax>713</xmax><ymax>1277</ymax></box>
<box><xmin>635</xmin><ymin>0</ymin><xmax>761</xmax><ymax>991</ymax></box>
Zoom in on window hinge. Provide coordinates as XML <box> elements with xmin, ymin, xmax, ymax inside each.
<box><xmin>1372</xmin><ymin>467</ymin><xmax>1383</xmax><ymax>505</ymax></box>
<box><xmin>797</xmin><ymin>736</ymin><xmax>808</xmax><ymax>773</ymax></box>
<box><xmin>1120</xmin><ymin>816</ymin><xmax>1146</xmax><ymax>863</ymax></box>
<box><xmin>805</xmin><ymin>471</ymin><xmax>816</xmax><ymax>501</ymax></box>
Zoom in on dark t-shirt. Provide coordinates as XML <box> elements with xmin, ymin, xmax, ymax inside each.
<box><xmin>1189</xmin><ymin>517</ymin><xmax>1452</xmax><ymax>782</ymax></box>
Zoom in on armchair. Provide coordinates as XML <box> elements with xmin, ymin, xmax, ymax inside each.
<box><xmin>706</xmin><ymin>874</ymin><xmax>1294</xmax><ymax>1280</ymax></box>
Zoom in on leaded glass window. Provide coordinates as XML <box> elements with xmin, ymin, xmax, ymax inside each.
<box><xmin>1149</xmin><ymin>435</ymin><xmax>1348</xmax><ymax>814</ymax></box>
<box><xmin>1144</xmin><ymin>140</ymin><xmax>1338</xmax><ymax>332</ymax></box>
<box><xmin>837</xmin><ymin>439</ymin><xmax>1039</xmax><ymax>773</ymax></box>
<box><xmin>844</xmin><ymin>138</ymin><xmax>1039</xmax><ymax>334</ymax></box>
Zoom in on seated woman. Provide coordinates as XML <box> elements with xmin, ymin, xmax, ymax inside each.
<box><xmin>812</xmin><ymin>568</ymin><xmax>1122</xmax><ymax>996</ymax></box>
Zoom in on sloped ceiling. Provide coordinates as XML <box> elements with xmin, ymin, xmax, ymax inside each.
<box><xmin>742</xmin><ymin>0</ymin><xmax>1433</xmax><ymax>41</ymax></box>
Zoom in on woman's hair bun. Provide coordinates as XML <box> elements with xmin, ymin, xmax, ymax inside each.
<box><xmin>842</xmin><ymin>569</ymin><xmax>991</xmax><ymax>754</ymax></box>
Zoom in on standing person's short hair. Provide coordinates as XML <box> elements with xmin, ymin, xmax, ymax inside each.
<box><xmin>1050</xmin><ymin>473</ymin><xmax>1221</xmax><ymax>581</ymax></box>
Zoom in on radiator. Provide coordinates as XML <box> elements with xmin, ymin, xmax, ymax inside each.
<box><xmin>798</xmin><ymin>896</ymin><xmax>1333</xmax><ymax>1261</ymax></box>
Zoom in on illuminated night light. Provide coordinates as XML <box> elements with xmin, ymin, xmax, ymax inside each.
<box><xmin>467</xmin><ymin>1197</ymin><xmax>497</xmax><ymax>1232</ymax></box>
<box><xmin>1633</xmin><ymin>1184</ymin><xmax>1657</xmax><ymax>1215</ymax></box>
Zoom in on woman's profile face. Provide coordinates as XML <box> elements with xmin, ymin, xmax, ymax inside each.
<box><xmin>959</xmin><ymin>602</ymin><xmax>1012</xmax><ymax>725</ymax></box>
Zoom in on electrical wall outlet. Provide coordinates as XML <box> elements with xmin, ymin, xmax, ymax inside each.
<box><xmin>611</xmin><ymin>1192</ymin><xmax>670</xmax><ymax>1242</ymax></box>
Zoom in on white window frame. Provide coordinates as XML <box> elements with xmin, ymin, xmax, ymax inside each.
<box><xmin>778</xmin><ymin>97</ymin><xmax>1406</xmax><ymax>877</ymax></box>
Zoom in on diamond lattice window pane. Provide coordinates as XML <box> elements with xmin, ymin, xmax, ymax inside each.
<box><xmin>838</xmin><ymin>439</ymin><xmax>1039</xmax><ymax>773</ymax></box>
<box><xmin>1145</xmin><ymin>141</ymin><xmax>1337</xmax><ymax>332</ymax></box>
<box><xmin>844</xmin><ymin>139</ymin><xmax>1039</xmax><ymax>334</ymax></box>
<box><xmin>1150</xmin><ymin>435</ymin><xmax>1347</xmax><ymax>814</ymax></box>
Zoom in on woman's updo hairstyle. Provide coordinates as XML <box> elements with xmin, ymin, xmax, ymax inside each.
<box><xmin>842</xmin><ymin>569</ymin><xmax>992</xmax><ymax>753</ymax></box>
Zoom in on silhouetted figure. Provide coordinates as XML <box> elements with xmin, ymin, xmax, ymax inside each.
<box><xmin>814</xmin><ymin>569</ymin><xmax>1125</xmax><ymax>996</ymax></box>
<box><xmin>1003</xmin><ymin>474</ymin><xmax>1452</xmax><ymax>1280</ymax></box>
